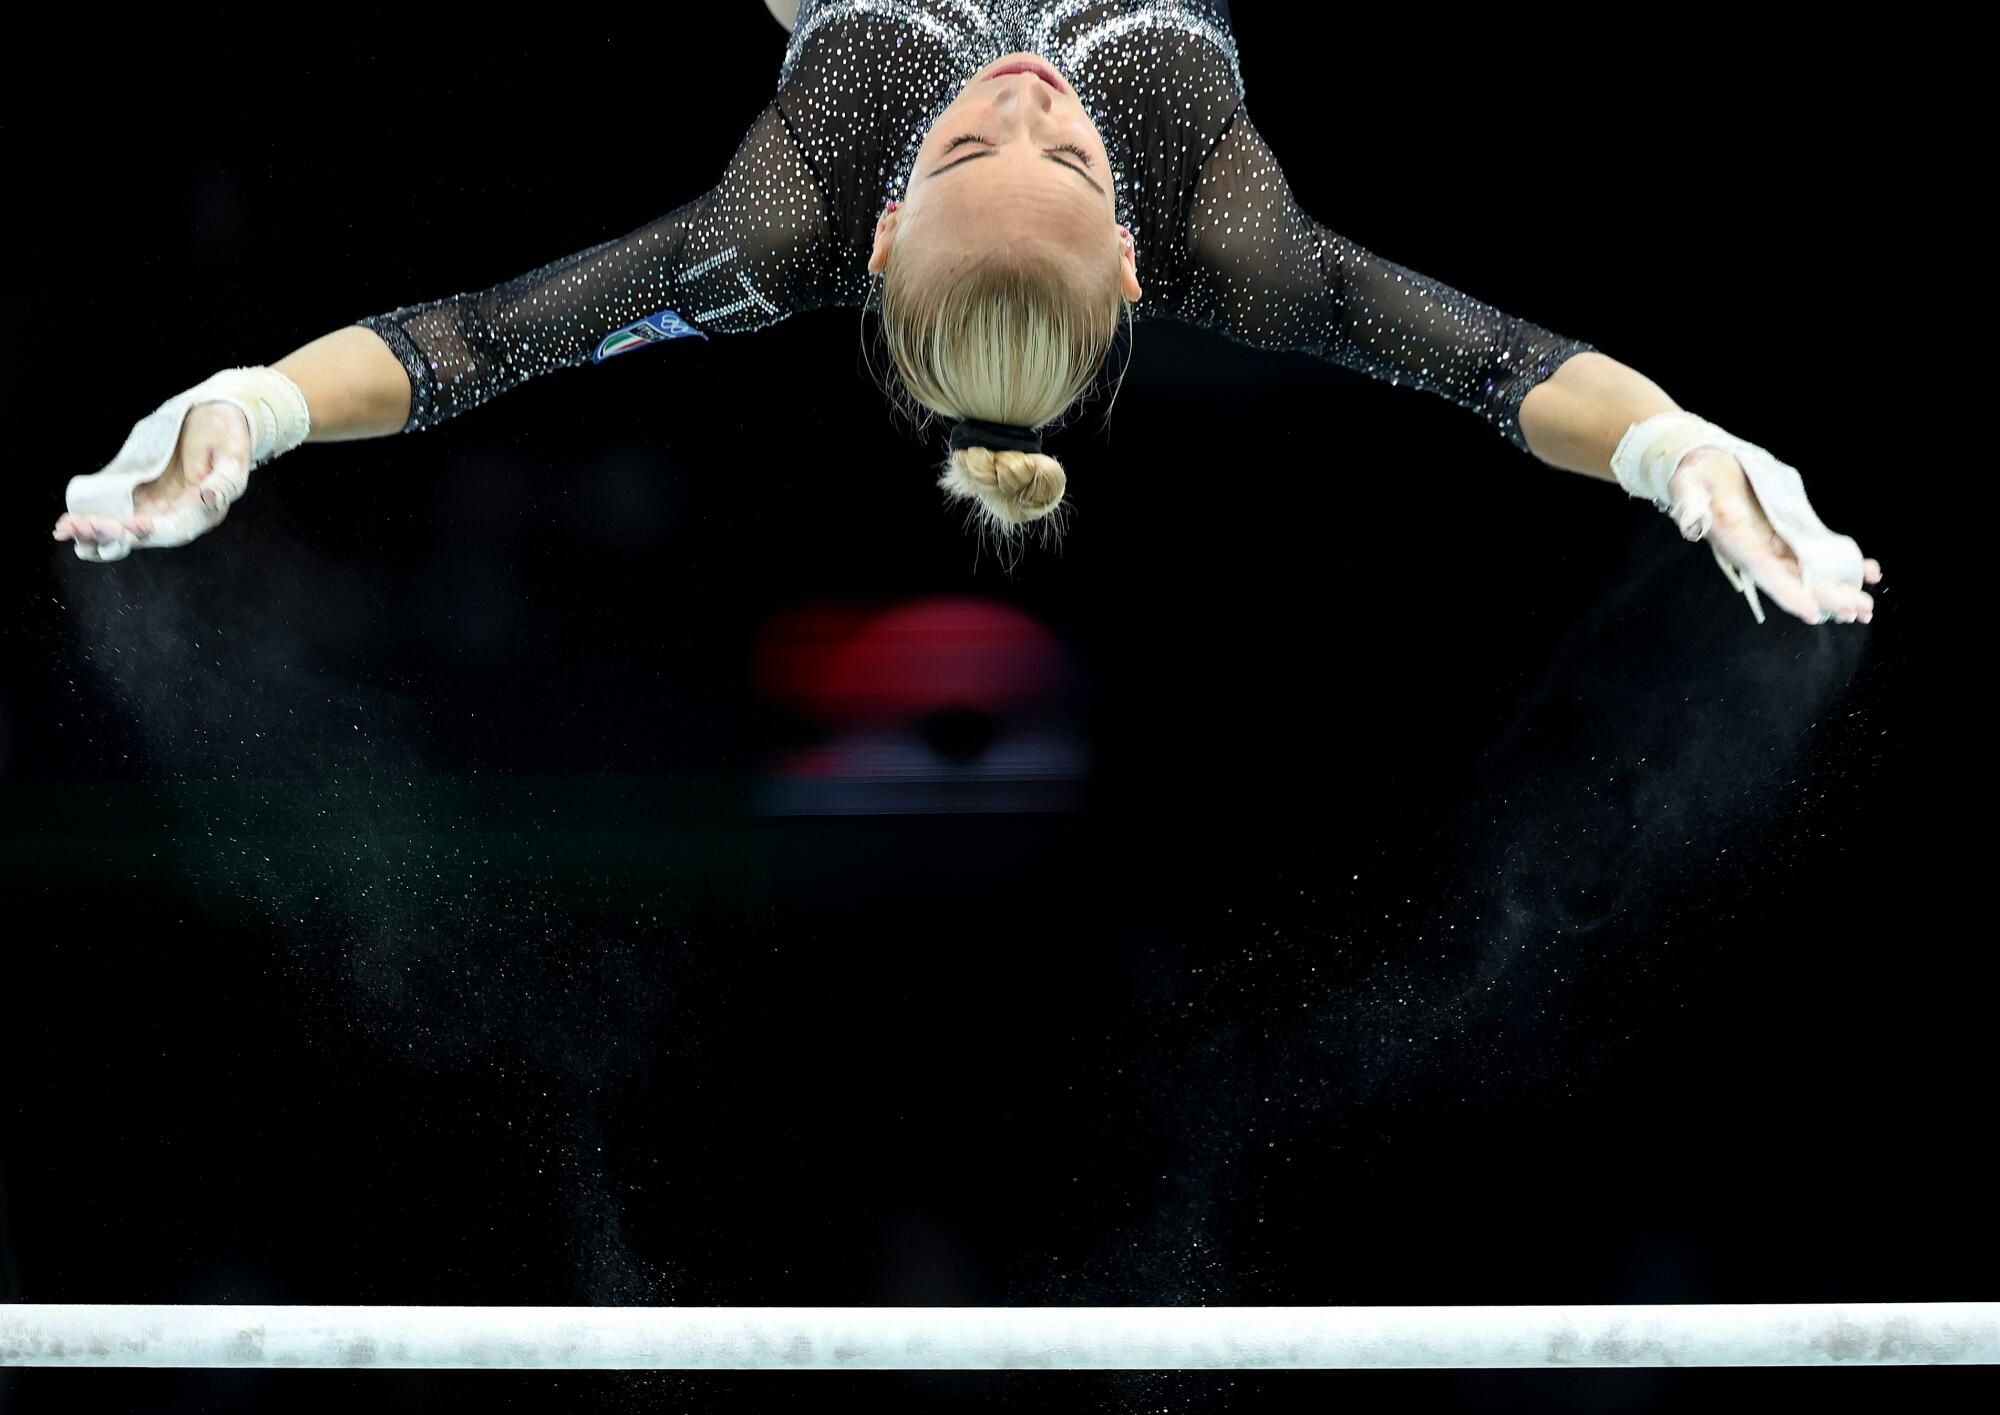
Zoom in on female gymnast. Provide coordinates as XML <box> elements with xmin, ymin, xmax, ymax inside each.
<box><xmin>54</xmin><ymin>0</ymin><xmax>1879</xmax><ymax>623</ymax></box>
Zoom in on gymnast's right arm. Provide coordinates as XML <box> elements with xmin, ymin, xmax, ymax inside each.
<box><xmin>57</xmin><ymin>101</ymin><xmax>835</xmax><ymax>560</ymax></box>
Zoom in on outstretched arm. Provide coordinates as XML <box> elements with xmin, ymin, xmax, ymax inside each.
<box><xmin>1174</xmin><ymin>108</ymin><xmax>1879</xmax><ymax>626</ymax></box>
<box><xmin>1176</xmin><ymin>107</ymin><xmax>1599</xmax><ymax>457</ymax></box>
<box><xmin>1514</xmin><ymin>349</ymin><xmax>1678</xmax><ymax>480</ymax></box>
<box><xmin>1173</xmin><ymin>107</ymin><xmax>1722</xmax><ymax>482</ymax></box>
<box><xmin>351</xmin><ymin>101</ymin><xmax>835</xmax><ymax>435</ymax></box>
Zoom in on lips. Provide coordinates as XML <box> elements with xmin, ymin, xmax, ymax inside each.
<box><xmin>984</xmin><ymin>57</ymin><xmax>1069</xmax><ymax>96</ymax></box>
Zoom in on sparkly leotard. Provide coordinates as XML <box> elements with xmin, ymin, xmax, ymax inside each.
<box><xmin>354</xmin><ymin>0</ymin><xmax>1596</xmax><ymax>453</ymax></box>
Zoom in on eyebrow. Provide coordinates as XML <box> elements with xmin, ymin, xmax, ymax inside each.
<box><xmin>927</xmin><ymin>146</ymin><xmax>1105</xmax><ymax>197</ymax></box>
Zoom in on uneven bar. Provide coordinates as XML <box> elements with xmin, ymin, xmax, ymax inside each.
<box><xmin>3</xmin><ymin>1304</ymin><xmax>1995</xmax><ymax>1369</ymax></box>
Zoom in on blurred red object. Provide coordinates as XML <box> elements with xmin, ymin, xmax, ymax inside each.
<box><xmin>752</xmin><ymin>594</ymin><xmax>1072</xmax><ymax>726</ymax></box>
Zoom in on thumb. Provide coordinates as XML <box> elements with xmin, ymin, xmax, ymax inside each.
<box><xmin>201</xmin><ymin>447</ymin><xmax>251</xmax><ymax>509</ymax></box>
<box><xmin>1670</xmin><ymin>477</ymin><xmax>1713</xmax><ymax>542</ymax></box>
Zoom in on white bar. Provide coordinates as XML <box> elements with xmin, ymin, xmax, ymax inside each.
<box><xmin>2</xmin><ymin>1304</ymin><xmax>1995</xmax><ymax>1369</ymax></box>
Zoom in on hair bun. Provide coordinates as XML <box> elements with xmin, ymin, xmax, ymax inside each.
<box><xmin>942</xmin><ymin>445</ymin><xmax>1067</xmax><ymax>526</ymax></box>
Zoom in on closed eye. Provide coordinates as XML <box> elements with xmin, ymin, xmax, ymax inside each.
<box><xmin>927</xmin><ymin>134</ymin><xmax>1105</xmax><ymax>194</ymax></box>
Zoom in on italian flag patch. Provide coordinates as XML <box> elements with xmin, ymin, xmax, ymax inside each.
<box><xmin>594</xmin><ymin>309</ymin><xmax>709</xmax><ymax>363</ymax></box>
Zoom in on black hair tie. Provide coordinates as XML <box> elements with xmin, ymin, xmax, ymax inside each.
<box><xmin>948</xmin><ymin>417</ymin><xmax>1043</xmax><ymax>456</ymax></box>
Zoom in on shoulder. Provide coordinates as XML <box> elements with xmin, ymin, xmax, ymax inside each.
<box><xmin>764</xmin><ymin>0</ymin><xmax>798</xmax><ymax>32</ymax></box>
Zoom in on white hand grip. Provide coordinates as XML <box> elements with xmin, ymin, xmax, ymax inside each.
<box><xmin>65</xmin><ymin>365</ymin><xmax>310</xmax><ymax>561</ymax></box>
<box><xmin>1610</xmin><ymin>410</ymin><xmax>1864</xmax><ymax>622</ymax></box>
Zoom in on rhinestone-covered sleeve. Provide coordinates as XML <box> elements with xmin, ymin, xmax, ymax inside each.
<box><xmin>352</xmin><ymin>103</ymin><xmax>837</xmax><ymax>435</ymax></box>
<box><xmin>1172</xmin><ymin>108</ymin><xmax>1597</xmax><ymax>456</ymax></box>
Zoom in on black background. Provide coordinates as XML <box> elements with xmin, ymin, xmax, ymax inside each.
<box><xmin>2</xmin><ymin>7</ymin><xmax>1977</xmax><ymax>1412</ymax></box>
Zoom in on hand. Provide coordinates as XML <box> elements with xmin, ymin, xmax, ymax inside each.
<box><xmin>1666</xmin><ymin>448</ymin><xmax>1882</xmax><ymax>625</ymax></box>
<box><xmin>53</xmin><ymin>400</ymin><xmax>253</xmax><ymax>561</ymax></box>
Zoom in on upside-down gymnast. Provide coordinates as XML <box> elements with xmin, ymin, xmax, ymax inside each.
<box><xmin>55</xmin><ymin>0</ymin><xmax>1879</xmax><ymax>621</ymax></box>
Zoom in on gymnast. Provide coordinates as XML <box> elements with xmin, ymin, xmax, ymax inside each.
<box><xmin>54</xmin><ymin>0</ymin><xmax>1879</xmax><ymax>622</ymax></box>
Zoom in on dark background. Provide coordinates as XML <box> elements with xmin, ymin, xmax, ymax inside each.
<box><xmin>2</xmin><ymin>7</ymin><xmax>1976</xmax><ymax>1412</ymax></box>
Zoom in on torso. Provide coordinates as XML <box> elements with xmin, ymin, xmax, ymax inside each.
<box><xmin>774</xmin><ymin>0</ymin><xmax>1242</xmax><ymax>273</ymax></box>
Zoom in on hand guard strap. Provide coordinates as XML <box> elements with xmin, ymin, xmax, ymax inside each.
<box><xmin>1609</xmin><ymin>410</ymin><xmax>1862</xmax><ymax>624</ymax></box>
<box><xmin>65</xmin><ymin>365</ymin><xmax>312</xmax><ymax>561</ymax></box>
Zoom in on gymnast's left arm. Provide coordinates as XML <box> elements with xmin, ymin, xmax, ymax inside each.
<box><xmin>1176</xmin><ymin>108</ymin><xmax>1880</xmax><ymax>627</ymax></box>
<box><xmin>350</xmin><ymin>101</ymin><xmax>837</xmax><ymax>436</ymax></box>
<box><xmin>1513</xmin><ymin>346</ymin><xmax>1880</xmax><ymax>627</ymax></box>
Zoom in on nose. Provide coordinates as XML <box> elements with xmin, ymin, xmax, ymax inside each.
<box><xmin>992</xmin><ymin>71</ymin><xmax>1056</xmax><ymax>117</ymax></box>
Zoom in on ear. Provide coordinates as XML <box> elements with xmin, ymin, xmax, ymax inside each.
<box><xmin>867</xmin><ymin>202</ymin><xmax>901</xmax><ymax>274</ymax></box>
<box><xmin>1117</xmin><ymin>225</ymin><xmax>1143</xmax><ymax>302</ymax></box>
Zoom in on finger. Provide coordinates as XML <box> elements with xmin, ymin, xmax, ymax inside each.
<box><xmin>191</xmin><ymin>403</ymin><xmax>254</xmax><ymax>486</ymax></box>
<box><xmin>1863</xmin><ymin>558</ymin><xmax>1882</xmax><ymax>584</ymax></box>
<box><xmin>187</xmin><ymin>400</ymin><xmax>241</xmax><ymax>470</ymax></box>
<box><xmin>78</xmin><ymin>522</ymin><xmax>132</xmax><ymax>561</ymax></box>
<box><xmin>141</xmin><ymin>492</ymin><xmax>224</xmax><ymax>549</ymax></box>
<box><xmin>185</xmin><ymin>434</ymin><xmax>250</xmax><ymax>506</ymax></box>
<box><xmin>1813</xmin><ymin>580</ymin><xmax>1875</xmax><ymax>625</ymax></box>
<box><xmin>60</xmin><ymin>511</ymin><xmax>106</xmax><ymax>550</ymax></box>
<box><xmin>206</xmin><ymin>453</ymin><xmax>249</xmax><ymax>504</ymax></box>
<box><xmin>1671</xmin><ymin>478</ymin><xmax>1715</xmax><ymax>542</ymax></box>
<box><xmin>1722</xmin><ymin>536</ymin><xmax>1822</xmax><ymax>624</ymax></box>
<box><xmin>68</xmin><ymin>517</ymin><xmax>128</xmax><ymax>558</ymax></box>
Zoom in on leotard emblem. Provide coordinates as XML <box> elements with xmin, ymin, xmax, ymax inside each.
<box><xmin>594</xmin><ymin>309</ymin><xmax>709</xmax><ymax>362</ymax></box>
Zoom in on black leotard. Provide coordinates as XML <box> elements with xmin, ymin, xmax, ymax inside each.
<box><xmin>354</xmin><ymin>0</ymin><xmax>1596</xmax><ymax>454</ymax></box>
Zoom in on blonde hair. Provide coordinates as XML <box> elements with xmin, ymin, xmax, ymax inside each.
<box><xmin>871</xmin><ymin>238</ymin><xmax>1132</xmax><ymax>570</ymax></box>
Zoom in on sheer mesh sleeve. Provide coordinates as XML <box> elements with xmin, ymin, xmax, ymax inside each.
<box><xmin>1170</xmin><ymin>108</ymin><xmax>1597</xmax><ymax>455</ymax></box>
<box><xmin>352</xmin><ymin>102</ymin><xmax>837</xmax><ymax>434</ymax></box>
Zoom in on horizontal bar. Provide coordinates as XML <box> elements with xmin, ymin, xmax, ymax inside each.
<box><xmin>2</xmin><ymin>1304</ymin><xmax>1995</xmax><ymax>1369</ymax></box>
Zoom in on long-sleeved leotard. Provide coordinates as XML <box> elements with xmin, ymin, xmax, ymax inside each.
<box><xmin>354</xmin><ymin>0</ymin><xmax>1596</xmax><ymax>454</ymax></box>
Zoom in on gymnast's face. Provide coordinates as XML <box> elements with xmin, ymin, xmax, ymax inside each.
<box><xmin>868</xmin><ymin>53</ymin><xmax>1143</xmax><ymax>301</ymax></box>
